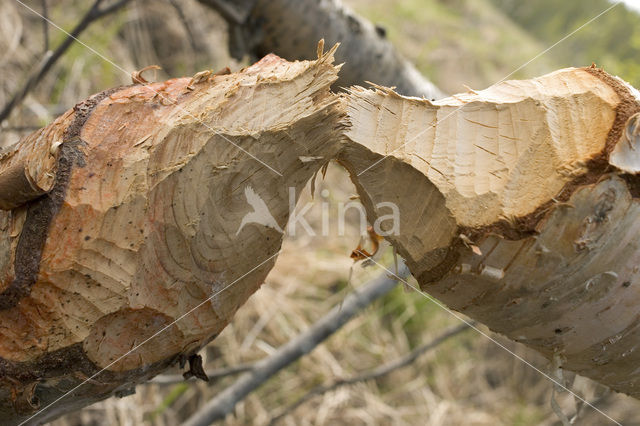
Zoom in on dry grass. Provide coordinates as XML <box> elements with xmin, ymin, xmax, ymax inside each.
<box><xmin>2</xmin><ymin>1</ymin><xmax>640</xmax><ymax>425</ymax></box>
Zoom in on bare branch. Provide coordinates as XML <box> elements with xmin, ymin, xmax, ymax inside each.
<box><xmin>92</xmin><ymin>0</ymin><xmax>134</xmax><ymax>19</ymax></box>
<box><xmin>182</xmin><ymin>263</ymin><xmax>410</xmax><ymax>426</ymax></box>
<box><xmin>269</xmin><ymin>322</ymin><xmax>473</xmax><ymax>425</ymax></box>
<box><xmin>0</xmin><ymin>0</ymin><xmax>133</xmax><ymax>124</ymax></box>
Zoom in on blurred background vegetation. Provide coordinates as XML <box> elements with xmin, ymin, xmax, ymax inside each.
<box><xmin>490</xmin><ymin>0</ymin><xmax>640</xmax><ymax>87</ymax></box>
<box><xmin>2</xmin><ymin>0</ymin><xmax>640</xmax><ymax>424</ymax></box>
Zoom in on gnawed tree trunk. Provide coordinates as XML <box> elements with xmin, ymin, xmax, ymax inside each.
<box><xmin>0</xmin><ymin>49</ymin><xmax>342</xmax><ymax>424</ymax></box>
<box><xmin>338</xmin><ymin>67</ymin><xmax>640</xmax><ymax>397</ymax></box>
<box><xmin>2</xmin><ymin>49</ymin><xmax>640</xmax><ymax>423</ymax></box>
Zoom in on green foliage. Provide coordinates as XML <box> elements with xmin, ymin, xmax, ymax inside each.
<box><xmin>347</xmin><ymin>0</ymin><xmax>557</xmax><ymax>93</ymax></box>
<box><xmin>144</xmin><ymin>383</ymin><xmax>189</xmax><ymax>422</ymax></box>
<box><xmin>489</xmin><ymin>0</ymin><xmax>640</xmax><ymax>87</ymax></box>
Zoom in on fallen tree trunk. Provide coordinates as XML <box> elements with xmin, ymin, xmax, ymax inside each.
<box><xmin>1</xmin><ymin>49</ymin><xmax>640</xmax><ymax>423</ymax></box>
<box><xmin>198</xmin><ymin>0</ymin><xmax>444</xmax><ymax>99</ymax></box>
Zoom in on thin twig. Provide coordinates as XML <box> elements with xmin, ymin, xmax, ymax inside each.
<box><xmin>41</xmin><ymin>0</ymin><xmax>49</xmax><ymax>52</ymax></box>
<box><xmin>268</xmin><ymin>322</ymin><xmax>473</xmax><ymax>424</ymax></box>
<box><xmin>0</xmin><ymin>0</ymin><xmax>133</xmax><ymax>124</ymax></box>
<box><xmin>182</xmin><ymin>263</ymin><xmax>410</xmax><ymax>426</ymax></box>
<box><xmin>149</xmin><ymin>363</ymin><xmax>254</xmax><ymax>385</ymax></box>
<box><xmin>92</xmin><ymin>0</ymin><xmax>134</xmax><ymax>19</ymax></box>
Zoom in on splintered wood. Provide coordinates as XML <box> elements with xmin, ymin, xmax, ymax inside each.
<box><xmin>2</xmin><ymin>50</ymin><xmax>640</xmax><ymax>423</ymax></box>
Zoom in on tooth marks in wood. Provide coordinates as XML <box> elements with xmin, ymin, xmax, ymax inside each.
<box><xmin>0</xmin><ymin>87</ymin><xmax>122</xmax><ymax>310</ymax></box>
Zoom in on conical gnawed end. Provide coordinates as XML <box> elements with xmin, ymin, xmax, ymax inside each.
<box><xmin>339</xmin><ymin>66</ymin><xmax>640</xmax><ymax>397</ymax></box>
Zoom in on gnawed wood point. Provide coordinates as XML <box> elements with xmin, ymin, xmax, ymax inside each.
<box><xmin>0</xmin><ymin>47</ymin><xmax>343</xmax><ymax>423</ymax></box>
<box><xmin>339</xmin><ymin>65</ymin><xmax>640</xmax><ymax>398</ymax></box>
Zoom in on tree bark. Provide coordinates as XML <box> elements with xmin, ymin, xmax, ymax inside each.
<box><xmin>198</xmin><ymin>0</ymin><xmax>444</xmax><ymax>99</ymax></box>
<box><xmin>1</xmin><ymin>50</ymin><xmax>640</xmax><ymax>423</ymax></box>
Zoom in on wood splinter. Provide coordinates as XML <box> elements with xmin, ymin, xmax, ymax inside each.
<box><xmin>131</xmin><ymin>64</ymin><xmax>162</xmax><ymax>85</ymax></box>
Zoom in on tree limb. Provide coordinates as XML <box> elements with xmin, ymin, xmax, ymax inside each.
<box><xmin>268</xmin><ymin>321</ymin><xmax>473</xmax><ymax>425</ymax></box>
<box><xmin>182</xmin><ymin>263</ymin><xmax>410</xmax><ymax>426</ymax></box>
<box><xmin>198</xmin><ymin>0</ymin><xmax>444</xmax><ymax>99</ymax></box>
